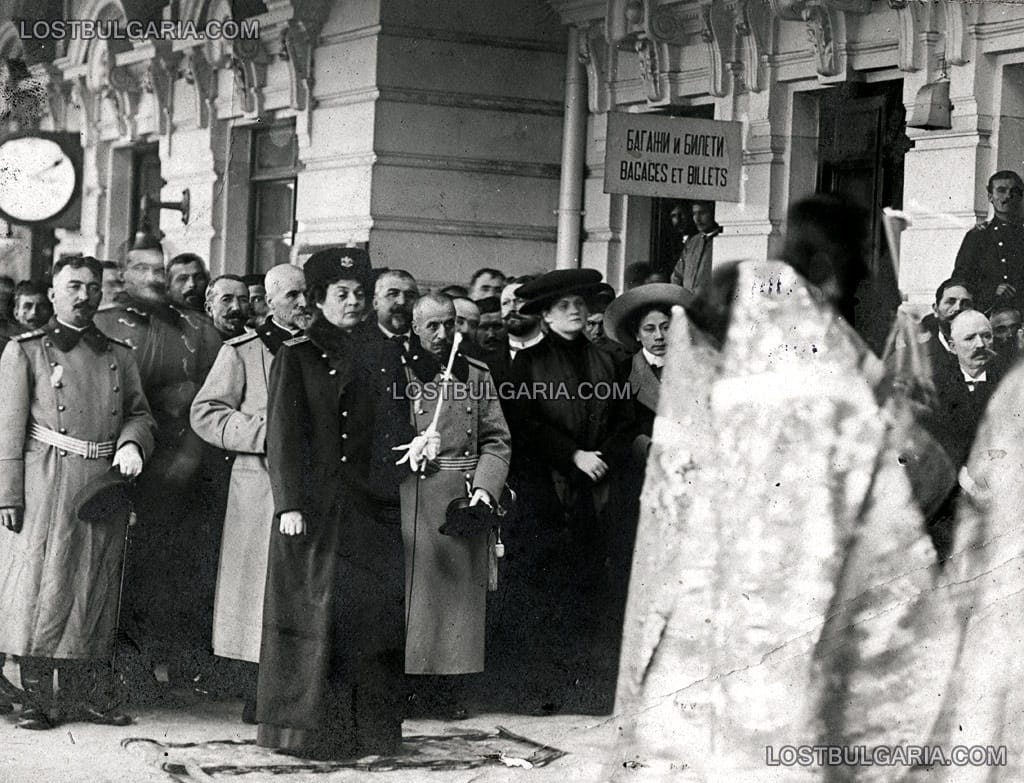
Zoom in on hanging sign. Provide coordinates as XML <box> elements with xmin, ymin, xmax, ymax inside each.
<box><xmin>604</xmin><ymin>112</ymin><xmax>743</xmax><ymax>202</ymax></box>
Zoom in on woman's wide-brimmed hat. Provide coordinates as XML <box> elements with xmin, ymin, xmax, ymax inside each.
<box><xmin>603</xmin><ymin>283</ymin><xmax>694</xmax><ymax>350</ymax></box>
<box><xmin>517</xmin><ymin>269</ymin><xmax>605</xmax><ymax>315</ymax></box>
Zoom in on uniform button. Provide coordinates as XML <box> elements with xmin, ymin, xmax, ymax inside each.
<box><xmin>341</xmin><ymin>456</ymin><xmax>348</xmax><ymax>463</ymax></box>
<box><xmin>420</xmin><ymin>474</ymin><xmax>426</xmax><ymax>480</ymax></box>
<box><xmin>464</xmin><ymin>450</ymin><xmax>471</xmax><ymax>456</ymax></box>
<box><xmin>412</xmin><ymin>355</ymin><xmax>419</xmax><ymax>361</ymax></box>
<box><xmin>381</xmin><ymin>368</ymin><xmax>386</xmax><ymax>373</ymax></box>
<box><xmin>999</xmin><ymin>242</ymin><xmax>1004</xmax><ymax>246</ymax></box>
<box><xmin>57</xmin><ymin>405</ymin><xmax>65</xmax><ymax>411</ymax></box>
<box><xmin>109</xmin><ymin>364</ymin><xmax>117</xmax><ymax>370</ymax></box>
<box><xmin>54</xmin><ymin>382</ymin><xmax>62</xmax><ymax>389</ymax></box>
<box><xmin>342</xmin><ymin>433</ymin><xmax>348</xmax><ymax>439</ymax></box>
<box><xmin>59</xmin><ymin>450</ymin><xmax>67</xmax><ymax>457</ymax></box>
<box><xmin>111</xmin><ymin>409</ymin><xmax>117</xmax><ymax>415</ymax></box>
<box><xmin>45</xmin><ymin>341</ymin><xmax>52</xmax><ymax>347</ymax></box>
<box><xmin>466</xmin><ymin>429</ymin><xmax>472</xmax><ymax>435</ymax></box>
<box><xmin>466</xmin><ymin>407</ymin><xmax>472</xmax><ymax>413</ymax></box>
<box><xmin>59</xmin><ymin>428</ymin><xmax>67</xmax><ymax>434</ymax></box>
<box><xmin>342</xmin><ymin>411</ymin><xmax>348</xmax><ymax>417</ymax></box>
<box><xmin>1002</xmin><ymin>258</ymin><xmax>1007</xmax><ymax>263</ymax></box>
<box><xmin>50</xmin><ymin>361</ymin><xmax>57</xmax><ymax>367</ymax></box>
<box><xmin>329</xmin><ymin>369</ymin><xmax>337</xmax><ymax>376</ymax></box>
<box><xmin>113</xmin><ymin>386</ymin><xmax>120</xmax><ymax>392</ymax></box>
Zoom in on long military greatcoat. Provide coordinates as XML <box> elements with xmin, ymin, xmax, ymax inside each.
<box><xmin>0</xmin><ymin>322</ymin><xmax>155</xmax><ymax>659</ymax></box>
<box><xmin>400</xmin><ymin>351</ymin><xmax>510</xmax><ymax>675</ymax></box>
<box><xmin>190</xmin><ymin>320</ymin><xmax>295</xmax><ymax>663</ymax></box>
<box><xmin>258</xmin><ymin>317</ymin><xmax>412</xmax><ymax>758</ymax></box>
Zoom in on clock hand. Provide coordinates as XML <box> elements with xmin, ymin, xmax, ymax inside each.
<box><xmin>27</xmin><ymin>159</ymin><xmax>64</xmax><ymax>179</ymax></box>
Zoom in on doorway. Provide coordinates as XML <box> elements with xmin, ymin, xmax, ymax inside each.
<box><xmin>816</xmin><ymin>79</ymin><xmax>912</xmax><ymax>352</ymax></box>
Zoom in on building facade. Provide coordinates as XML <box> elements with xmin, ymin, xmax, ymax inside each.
<box><xmin>0</xmin><ymin>0</ymin><xmax>1022</xmax><ymax>308</ymax></box>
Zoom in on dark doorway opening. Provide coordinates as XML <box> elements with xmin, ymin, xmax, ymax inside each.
<box><xmin>816</xmin><ymin>79</ymin><xmax>913</xmax><ymax>353</ymax></box>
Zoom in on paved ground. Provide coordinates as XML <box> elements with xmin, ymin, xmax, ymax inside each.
<box><xmin>0</xmin><ymin>698</ymin><xmax>620</xmax><ymax>782</ymax></box>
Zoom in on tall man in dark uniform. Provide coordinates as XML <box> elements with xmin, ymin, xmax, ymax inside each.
<box><xmin>0</xmin><ymin>256</ymin><xmax>155</xmax><ymax>729</ymax></box>
<box><xmin>258</xmin><ymin>248</ymin><xmax>412</xmax><ymax>760</ymax></box>
<box><xmin>953</xmin><ymin>170</ymin><xmax>1024</xmax><ymax>312</ymax></box>
<box><xmin>93</xmin><ymin>231</ymin><xmax>222</xmax><ymax>693</ymax></box>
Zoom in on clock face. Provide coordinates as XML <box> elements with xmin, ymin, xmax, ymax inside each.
<box><xmin>0</xmin><ymin>136</ymin><xmax>78</xmax><ymax>224</ymax></box>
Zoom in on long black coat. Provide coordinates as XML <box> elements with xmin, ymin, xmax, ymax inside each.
<box><xmin>257</xmin><ymin>317</ymin><xmax>412</xmax><ymax>758</ymax></box>
<box><xmin>509</xmin><ymin>330</ymin><xmax>636</xmax><ymax>479</ymax></box>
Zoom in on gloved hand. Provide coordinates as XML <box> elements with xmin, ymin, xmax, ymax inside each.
<box><xmin>393</xmin><ymin>431</ymin><xmax>441</xmax><ymax>471</ymax></box>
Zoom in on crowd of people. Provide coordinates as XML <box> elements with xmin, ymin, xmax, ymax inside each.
<box><xmin>0</xmin><ymin>173</ymin><xmax>1022</xmax><ymax>777</ymax></box>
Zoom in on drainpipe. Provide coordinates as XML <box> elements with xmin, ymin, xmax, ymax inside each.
<box><xmin>554</xmin><ymin>26</ymin><xmax>587</xmax><ymax>270</ymax></box>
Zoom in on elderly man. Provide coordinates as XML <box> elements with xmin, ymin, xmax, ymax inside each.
<box><xmin>953</xmin><ymin>170</ymin><xmax>1024</xmax><ymax>312</ymax></box>
<box><xmin>191</xmin><ymin>263</ymin><xmax>310</xmax><ymax>725</ymax></box>
<box><xmin>206</xmin><ymin>275</ymin><xmax>251</xmax><ymax>340</ymax></box>
<box><xmin>401</xmin><ymin>293</ymin><xmax>511</xmax><ymax>718</ymax></box>
<box><xmin>369</xmin><ymin>269</ymin><xmax>419</xmax><ymax>349</ymax></box>
<box><xmin>924</xmin><ymin>309</ymin><xmax>1003</xmax><ymax>562</ymax></box>
<box><xmin>167</xmin><ymin>253</ymin><xmax>210</xmax><ymax>313</ymax></box>
<box><xmin>94</xmin><ymin>232</ymin><xmax>222</xmax><ymax>695</ymax></box>
<box><xmin>0</xmin><ymin>256</ymin><xmax>155</xmax><ymax>730</ymax></box>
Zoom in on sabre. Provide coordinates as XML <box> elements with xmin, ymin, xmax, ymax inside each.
<box><xmin>426</xmin><ymin>331</ymin><xmax>463</xmax><ymax>437</ymax></box>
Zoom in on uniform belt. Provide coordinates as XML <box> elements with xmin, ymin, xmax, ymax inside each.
<box><xmin>436</xmin><ymin>456</ymin><xmax>479</xmax><ymax>471</ymax></box>
<box><xmin>29</xmin><ymin>423</ymin><xmax>116</xmax><ymax>459</ymax></box>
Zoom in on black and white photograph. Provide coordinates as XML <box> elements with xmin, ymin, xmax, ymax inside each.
<box><xmin>0</xmin><ymin>0</ymin><xmax>1021</xmax><ymax>780</ymax></box>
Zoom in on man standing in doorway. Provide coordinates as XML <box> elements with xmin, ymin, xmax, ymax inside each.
<box><xmin>670</xmin><ymin>201</ymin><xmax>721</xmax><ymax>297</ymax></box>
<box><xmin>953</xmin><ymin>170</ymin><xmax>1024</xmax><ymax>312</ymax></box>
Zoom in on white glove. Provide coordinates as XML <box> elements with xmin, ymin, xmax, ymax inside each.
<box><xmin>393</xmin><ymin>431</ymin><xmax>441</xmax><ymax>471</ymax></box>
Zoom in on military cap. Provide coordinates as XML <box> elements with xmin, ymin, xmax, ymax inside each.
<box><xmin>303</xmin><ymin>247</ymin><xmax>373</xmax><ymax>292</ymax></box>
<box><xmin>518</xmin><ymin>268</ymin><xmax>604</xmax><ymax>315</ymax></box>
<box><xmin>71</xmin><ymin>468</ymin><xmax>132</xmax><ymax>523</ymax></box>
<box><xmin>476</xmin><ymin>296</ymin><xmax>501</xmax><ymax>315</ymax></box>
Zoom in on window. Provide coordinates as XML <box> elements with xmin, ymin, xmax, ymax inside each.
<box><xmin>249</xmin><ymin>120</ymin><xmax>298</xmax><ymax>273</ymax></box>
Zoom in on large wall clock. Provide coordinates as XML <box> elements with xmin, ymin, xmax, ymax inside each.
<box><xmin>0</xmin><ymin>133</ymin><xmax>80</xmax><ymax>225</ymax></box>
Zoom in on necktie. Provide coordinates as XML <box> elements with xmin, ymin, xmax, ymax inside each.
<box><xmin>651</xmin><ymin>364</ymin><xmax>663</xmax><ymax>382</ymax></box>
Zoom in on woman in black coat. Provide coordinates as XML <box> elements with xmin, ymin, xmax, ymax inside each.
<box><xmin>257</xmin><ymin>248</ymin><xmax>411</xmax><ymax>760</ymax></box>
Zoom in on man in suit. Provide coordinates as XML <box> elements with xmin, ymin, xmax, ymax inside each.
<box><xmin>925</xmin><ymin>309</ymin><xmax>1002</xmax><ymax>562</ymax></box>
<box><xmin>371</xmin><ymin>269</ymin><xmax>419</xmax><ymax>350</ymax></box>
<box><xmin>190</xmin><ymin>263</ymin><xmax>311</xmax><ymax>724</ymax></box>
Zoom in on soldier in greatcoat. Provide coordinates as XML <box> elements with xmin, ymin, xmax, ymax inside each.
<box><xmin>93</xmin><ymin>232</ymin><xmax>222</xmax><ymax>691</ymax></box>
<box><xmin>0</xmin><ymin>256</ymin><xmax>155</xmax><ymax>729</ymax></box>
<box><xmin>400</xmin><ymin>294</ymin><xmax>510</xmax><ymax>716</ymax></box>
<box><xmin>258</xmin><ymin>248</ymin><xmax>412</xmax><ymax>760</ymax></box>
<box><xmin>190</xmin><ymin>264</ymin><xmax>311</xmax><ymax>723</ymax></box>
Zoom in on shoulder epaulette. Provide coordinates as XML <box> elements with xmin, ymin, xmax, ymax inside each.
<box><xmin>463</xmin><ymin>354</ymin><xmax>491</xmax><ymax>372</ymax></box>
<box><xmin>105</xmin><ymin>335</ymin><xmax>135</xmax><ymax>350</ymax></box>
<box><xmin>283</xmin><ymin>335</ymin><xmax>309</xmax><ymax>347</ymax></box>
<box><xmin>974</xmin><ymin>220</ymin><xmax>991</xmax><ymax>232</ymax></box>
<box><xmin>11</xmin><ymin>328</ymin><xmax>45</xmax><ymax>342</ymax></box>
<box><xmin>225</xmin><ymin>332</ymin><xmax>260</xmax><ymax>347</ymax></box>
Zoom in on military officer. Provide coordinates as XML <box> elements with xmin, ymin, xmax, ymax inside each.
<box><xmin>953</xmin><ymin>170</ymin><xmax>1024</xmax><ymax>312</ymax></box>
<box><xmin>93</xmin><ymin>230</ymin><xmax>222</xmax><ymax>693</ymax></box>
<box><xmin>190</xmin><ymin>263</ymin><xmax>311</xmax><ymax>724</ymax></box>
<box><xmin>0</xmin><ymin>256</ymin><xmax>155</xmax><ymax>729</ymax></box>
<box><xmin>401</xmin><ymin>293</ymin><xmax>511</xmax><ymax>717</ymax></box>
<box><xmin>258</xmin><ymin>248</ymin><xmax>413</xmax><ymax>760</ymax></box>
